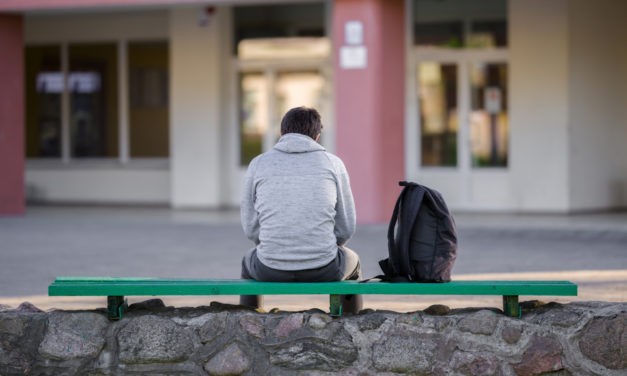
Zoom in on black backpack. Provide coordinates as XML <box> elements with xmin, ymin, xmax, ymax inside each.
<box><xmin>378</xmin><ymin>181</ymin><xmax>458</xmax><ymax>282</ymax></box>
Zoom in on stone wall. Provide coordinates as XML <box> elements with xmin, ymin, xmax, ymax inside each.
<box><xmin>0</xmin><ymin>300</ymin><xmax>625</xmax><ymax>375</ymax></box>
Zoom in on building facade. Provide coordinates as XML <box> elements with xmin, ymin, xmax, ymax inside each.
<box><xmin>1</xmin><ymin>0</ymin><xmax>626</xmax><ymax>223</ymax></box>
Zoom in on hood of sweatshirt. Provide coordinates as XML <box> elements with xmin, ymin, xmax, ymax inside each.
<box><xmin>273</xmin><ymin>133</ymin><xmax>325</xmax><ymax>154</ymax></box>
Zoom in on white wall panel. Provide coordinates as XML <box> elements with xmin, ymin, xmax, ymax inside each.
<box><xmin>508</xmin><ymin>0</ymin><xmax>570</xmax><ymax>211</ymax></box>
<box><xmin>169</xmin><ymin>7</ymin><xmax>226</xmax><ymax>208</ymax></box>
<box><xmin>568</xmin><ymin>0</ymin><xmax>627</xmax><ymax>210</ymax></box>
<box><xmin>26</xmin><ymin>167</ymin><xmax>170</xmax><ymax>204</ymax></box>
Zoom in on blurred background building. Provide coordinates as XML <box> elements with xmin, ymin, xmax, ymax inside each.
<box><xmin>1</xmin><ymin>0</ymin><xmax>626</xmax><ymax>223</ymax></box>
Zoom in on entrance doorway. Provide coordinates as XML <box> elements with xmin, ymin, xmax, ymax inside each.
<box><xmin>228</xmin><ymin>38</ymin><xmax>332</xmax><ymax>205</ymax></box>
<box><xmin>238</xmin><ymin>68</ymin><xmax>329</xmax><ymax>166</ymax></box>
<box><xmin>407</xmin><ymin>48</ymin><xmax>509</xmax><ymax>208</ymax></box>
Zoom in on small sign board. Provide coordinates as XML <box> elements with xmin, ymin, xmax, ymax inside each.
<box><xmin>345</xmin><ymin>21</ymin><xmax>363</xmax><ymax>45</ymax></box>
<box><xmin>340</xmin><ymin>46</ymin><xmax>367</xmax><ymax>69</ymax></box>
<box><xmin>484</xmin><ymin>87</ymin><xmax>502</xmax><ymax>114</ymax></box>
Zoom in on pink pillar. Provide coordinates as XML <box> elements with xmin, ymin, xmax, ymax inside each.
<box><xmin>0</xmin><ymin>14</ymin><xmax>25</xmax><ymax>215</ymax></box>
<box><xmin>333</xmin><ymin>0</ymin><xmax>405</xmax><ymax>223</ymax></box>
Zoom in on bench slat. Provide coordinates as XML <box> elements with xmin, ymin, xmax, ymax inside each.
<box><xmin>49</xmin><ymin>278</ymin><xmax>577</xmax><ymax>297</ymax></box>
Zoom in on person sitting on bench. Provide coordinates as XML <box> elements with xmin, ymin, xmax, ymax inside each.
<box><xmin>239</xmin><ymin>106</ymin><xmax>362</xmax><ymax>314</ymax></box>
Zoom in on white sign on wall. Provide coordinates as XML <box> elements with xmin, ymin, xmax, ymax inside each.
<box><xmin>340</xmin><ymin>46</ymin><xmax>367</xmax><ymax>69</ymax></box>
<box><xmin>341</xmin><ymin>20</ymin><xmax>367</xmax><ymax>69</ymax></box>
<box><xmin>345</xmin><ymin>20</ymin><xmax>363</xmax><ymax>45</ymax></box>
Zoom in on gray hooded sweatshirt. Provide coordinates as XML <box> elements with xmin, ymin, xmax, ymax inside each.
<box><xmin>241</xmin><ymin>133</ymin><xmax>356</xmax><ymax>271</ymax></box>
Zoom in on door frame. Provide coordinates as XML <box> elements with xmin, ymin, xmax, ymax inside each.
<box><xmin>406</xmin><ymin>47</ymin><xmax>509</xmax><ymax>207</ymax></box>
<box><xmin>226</xmin><ymin>57</ymin><xmax>333</xmax><ymax>206</ymax></box>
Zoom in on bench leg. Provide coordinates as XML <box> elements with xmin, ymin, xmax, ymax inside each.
<box><xmin>107</xmin><ymin>296</ymin><xmax>127</xmax><ymax>320</ymax></box>
<box><xmin>503</xmin><ymin>295</ymin><xmax>521</xmax><ymax>318</ymax></box>
<box><xmin>329</xmin><ymin>294</ymin><xmax>342</xmax><ymax>317</ymax></box>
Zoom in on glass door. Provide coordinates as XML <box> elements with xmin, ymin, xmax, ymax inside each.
<box><xmin>417</xmin><ymin>61</ymin><xmax>459</xmax><ymax>167</ymax></box>
<box><xmin>469</xmin><ymin>62</ymin><xmax>508</xmax><ymax>167</ymax></box>
<box><xmin>412</xmin><ymin>50</ymin><xmax>508</xmax><ymax>207</ymax></box>
<box><xmin>238</xmin><ymin>69</ymin><xmax>326</xmax><ymax>166</ymax></box>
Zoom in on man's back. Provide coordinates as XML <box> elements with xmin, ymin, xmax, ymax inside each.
<box><xmin>239</xmin><ymin>106</ymin><xmax>362</xmax><ymax>313</ymax></box>
<box><xmin>241</xmin><ymin>133</ymin><xmax>356</xmax><ymax>271</ymax></box>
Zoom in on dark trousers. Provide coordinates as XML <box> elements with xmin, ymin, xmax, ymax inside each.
<box><xmin>240</xmin><ymin>247</ymin><xmax>363</xmax><ymax>314</ymax></box>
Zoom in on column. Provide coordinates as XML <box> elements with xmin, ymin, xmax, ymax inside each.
<box><xmin>169</xmin><ymin>7</ymin><xmax>225</xmax><ymax>208</ymax></box>
<box><xmin>333</xmin><ymin>0</ymin><xmax>405</xmax><ymax>223</ymax></box>
<box><xmin>0</xmin><ymin>15</ymin><xmax>24</xmax><ymax>215</ymax></box>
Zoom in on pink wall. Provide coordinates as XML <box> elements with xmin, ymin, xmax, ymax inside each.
<box><xmin>333</xmin><ymin>0</ymin><xmax>405</xmax><ymax>223</ymax></box>
<box><xmin>0</xmin><ymin>15</ymin><xmax>25</xmax><ymax>215</ymax></box>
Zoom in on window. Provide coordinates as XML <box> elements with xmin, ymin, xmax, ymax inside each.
<box><xmin>233</xmin><ymin>3</ymin><xmax>325</xmax><ymax>55</ymax></box>
<box><xmin>129</xmin><ymin>42</ymin><xmax>169</xmax><ymax>157</ymax></box>
<box><xmin>69</xmin><ymin>43</ymin><xmax>118</xmax><ymax>157</ymax></box>
<box><xmin>470</xmin><ymin>63</ymin><xmax>508</xmax><ymax>167</ymax></box>
<box><xmin>239</xmin><ymin>72</ymin><xmax>268</xmax><ymax>166</ymax></box>
<box><xmin>25</xmin><ymin>45</ymin><xmax>62</xmax><ymax>158</ymax></box>
<box><xmin>413</xmin><ymin>0</ymin><xmax>508</xmax><ymax>49</ymax></box>
<box><xmin>470</xmin><ymin>20</ymin><xmax>507</xmax><ymax>48</ymax></box>
<box><xmin>235</xmin><ymin>2</ymin><xmax>329</xmax><ymax>166</ymax></box>
<box><xmin>414</xmin><ymin>22</ymin><xmax>463</xmax><ymax>48</ymax></box>
<box><xmin>418</xmin><ymin>63</ymin><xmax>458</xmax><ymax>167</ymax></box>
<box><xmin>24</xmin><ymin>41</ymin><xmax>170</xmax><ymax>161</ymax></box>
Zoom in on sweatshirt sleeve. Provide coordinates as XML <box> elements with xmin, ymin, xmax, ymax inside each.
<box><xmin>333</xmin><ymin>158</ymin><xmax>356</xmax><ymax>246</ymax></box>
<box><xmin>240</xmin><ymin>157</ymin><xmax>260</xmax><ymax>245</ymax></box>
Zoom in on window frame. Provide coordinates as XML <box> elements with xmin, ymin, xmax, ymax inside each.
<box><xmin>25</xmin><ymin>39</ymin><xmax>169</xmax><ymax>168</ymax></box>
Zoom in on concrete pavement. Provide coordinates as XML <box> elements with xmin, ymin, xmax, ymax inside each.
<box><xmin>0</xmin><ymin>206</ymin><xmax>625</xmax><ymax>312</ymax></box>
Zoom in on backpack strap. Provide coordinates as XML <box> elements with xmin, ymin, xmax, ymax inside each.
<box><xmin>386</xmin><ymin>181</ymin><xmax>425</xmax><ymax>280</ymax></box>
<box><xmin>384</xmin><ymin>187</ymin><xmax>404</xmax><ymax>276</ymax></box>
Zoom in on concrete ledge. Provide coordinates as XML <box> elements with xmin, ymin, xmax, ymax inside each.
<box><xmin>0</xmin><ymin>301</ymin><xmax>625</xmax><ymax>375</ymax></box>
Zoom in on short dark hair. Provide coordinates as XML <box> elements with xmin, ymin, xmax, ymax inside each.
<box><xmin>280</xmin><ymin>106</ymin><xmax>323</xmax><ymax>139</ymax></box>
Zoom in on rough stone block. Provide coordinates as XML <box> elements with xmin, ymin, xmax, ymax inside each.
<box><xmin>458</xmin><ymin>310</ymin><xmax>500</xmax><ymax>336</ymax></box>
<box><xmin>579</xmin><ymin>312</ymin><xmax>626</xmax><ymax>369</ymax></box>
<box><xmin>273</xmin><ymin>313</ymin><xmax>304</xmax><ymax>338</ymax></box>
<box><xmin>308</xmin><ymin>313</ymin><xmax>332</xmax><ymax>330</ymax></box>
<box><xmin>501</xmin><ymin>323</ymin><xmax>523</xmax><ymax>344</ymax></box>
<box><xmin>239</xmin><ymin>314</ymin><xmax>265</xmax><ymax>338</ymax></box>
<box><xmin>38</xmin><ymin>312</ymin><xmax>108</xmax><ymax>360</ymax></box>
<box><xmin>512</xmin><ymin>335</ymin><xmax>563</xmax><ymax>375</ymax></box>
<box><xmin>270</xmin><ymin>337</ymin><xmax>358</xmax><ymax>371</ymax></box>
<box><xmin>450</xmin><ymin>350</ymin><xmax>499</xmax><ymax>375</ymax></box>
<box><xmin>198</xmin><ymin>312</ymin><xmax>227</xmax><ymax>344</ymax></box>
<box><xmin>204</xmin><ymin>343</ymin><xmax>251</xmax><ymax>376</ymax></box>
<box><xmin>372</xmin><ymin>330</ymin><xmax>438</xmax><ymax>374</ymax></box>
<box><xmin>118</xmin><ymin>315</ymin><xmax>194</xmax><ymax>364</ymax></box>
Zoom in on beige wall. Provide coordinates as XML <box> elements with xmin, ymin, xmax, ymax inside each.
<box><xmin>509</xmin><ymin>0</ymin><xmax>570</xmax><ymax>211</ymax></box>
<box><xmin>509</xmin><ymin>0</ymin><xmax>627</xmax><ymax>212</ymax></box>
<box><xmin>169</xmin><ymin>7</ymin><xmax>227</xmax><ymax>208</ymax></box>
<box><xmin>26</xmin><ymin>166</ymin><xmax>170</xmax><ymax>204</ymax></box>
<box><xmin>568</xmin><ymin>0</ymin><xmax>627</xmax><ymax>210</ymax></box>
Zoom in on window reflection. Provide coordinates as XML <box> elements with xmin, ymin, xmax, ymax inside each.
<box><xmin>413</xmin><ymin>0</ymin><xmax>507</xmax><ymax>49</ymax></box>
<box><xmin>418</xmin><ymin>63</ymin><xmax>458</xmax><ymax>167</ymax></box>
<box><xmin>414</xmin><ymin>22</ymin><xmax>463</xmax><ymax>48</ymax></box>
<box><xmin>470</xmin><ymin>63</ymin><xmax>508</xmax><ymax>167</ymax></box>
<box><xmin>69</xmin><ymin>43</ymin><xmax>118</xmax><ymax>158</ymax></box>
<box><xmin>240</xmin><ymin>73</ymin><xmax>268</xmax><ymax>166</ymax></box>
<box><xmin>275</xmin><ymin>71</ymin><xmax>324</xmax><ymax>142</ymax></box>
<box><xmin>470</xmin><ymin>21</ymin><xmax>508</xmax><ymax>48</ymax></box>
<box><xmin>239</xmin><ymin>71</ymin><xmax>325</xmax><ymax>165</ymax></box>
<box><xmin>233</xmin><ymin>3</ymin><xmax>325</xmax><ymax>55</ymax></box>
<box><xmin>129</xmin><ymin>41</ymin><xmax>169</xmax><ymax>158</ymax></box>
<box><xmin>25</xmin><ymin>46</ymin><xmax>61</xmax><ymax>158</ymax></box>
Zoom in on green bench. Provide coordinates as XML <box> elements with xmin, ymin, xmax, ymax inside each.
<box><xmin>48</xmin><ymin>277</ymin><xmax>577</xmax><ymax>320</ymax></box>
